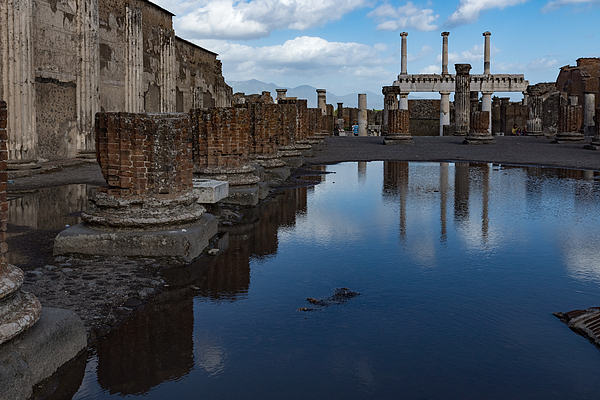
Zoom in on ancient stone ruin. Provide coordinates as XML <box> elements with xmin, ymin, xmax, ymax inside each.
<box><xmin>55</xmin><ymin>112</ymin><xmax>218</xmax><ymax>261</ymax></box>
<box><xmin>0</xmin><ymin>102</ymin><xmax>41</xmax><ymax>346</ymax></box>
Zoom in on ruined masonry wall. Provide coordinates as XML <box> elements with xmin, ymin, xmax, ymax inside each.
<box><xmin>1</xmin><ymin>0</ymin><xmax>232</xmax><ymax>162</ymax></box>
<box><xmin>192</xmin><ymin>107</ymin><xmax>251</xmax><ymax>171</ymax></box>
<box><xmin>388</xmin><ymin>109</ymin><xmax>410</xmax><ymax>134</ymax></box>
<box><xmin>248</xmin><ymin>103</ymin><xmax>281</xmax><ymax>155</ymax></box>
<box><xmin>95</xmin><ymin>112</ymin><xmax>193</xmax><ymax>196</ymax></box>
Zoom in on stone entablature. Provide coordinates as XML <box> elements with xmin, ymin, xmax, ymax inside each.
<box><xmin>394</xmin><ymin>74</ymin><xmax>528</xmax><ymax>93</ymax></box>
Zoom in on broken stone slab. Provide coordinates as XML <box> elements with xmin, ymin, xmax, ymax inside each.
<box><xmin>257</xmin><ymin>182</ymin><xmax>269</xmax><ymax>200</ymax></box>
<box><xmin>192</xmin><ymin>179</ymin><xmax>229</xmax><ymax>204</ymax></box>
<box><xmin>220</xmin><ymin>185</ymin><xmax>260</xmax><ymax>206</ymax></box>
<box><xmin>0</xmin><ymin>307</ymin><xmax>86</xmax><ymax>400</ymax></box>
<box><xmin>554</xmin><ymin>307</ymin><xmax>600</xmax><ymax>349</ymax></box>
<box><xmin>54</xmin><ymin>213</ymin><xmax>218</xmax><ymax>262</ymax></box>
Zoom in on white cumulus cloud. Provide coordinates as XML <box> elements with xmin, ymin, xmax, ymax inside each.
<box><xmin>193</xmin><ymin>36</ymin><xmax>396</xmax><ymax>83</ymax></box>
<box><xmin>367</xmin><ymin>2</ymin><xmax>439</xmax><ymax>31</ymax></box>
<box><xmin>446</xmin><ymin>0</ymin><xmax>530</xmax><ymax>27</ymax></box>
<box><xmin>167</xmin><ymin>0</ymin><xmax>370</xmax><ymax>40</ymax></box>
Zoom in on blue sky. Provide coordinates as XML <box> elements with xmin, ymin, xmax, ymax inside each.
<box><xmin>153</xmin><ymin>0</ymin><xmax>600</xmax><ymax>100</ymax></box>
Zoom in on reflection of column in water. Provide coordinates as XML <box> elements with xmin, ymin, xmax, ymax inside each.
<box><xmin>453</xmin><ymin>162</ymin><xmax>470</xmax><ymax>223</ymax></box>
<box><xmin>439</xmin><ymin>162</ymin><xmax>449</xmax><ymax>243</ymax></box>
<box><xmin>97</xmin><ymin>290</ymin><xmax>194</xmax><ymax>395</ymax></box>
<box><xmin>358</xmin><ymin>162</ymin><xmax>367</xmax><ymax>183</ymax></box>
<box><xmin>481</xmin><ymin>163</ymin><xmax>490</xmax><ymax>243</ymax></box>
<box><xmin>382</xmin><ymin>162</ymin><xmax>409</xmax><ymax>242</ymax></box>
<box><xmin>398</xmin><ymin>163</ymin><xmax>409</xmax><ymax>243</ymax></box>
<box><xmin>8</xmin><ymin>184</ymin><xmax>93</xmax><ymax>230</ymax></box>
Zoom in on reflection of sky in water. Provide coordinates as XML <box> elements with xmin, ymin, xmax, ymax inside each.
<box><xmin>69</xmin><ymin>162</ymin><xmax>600</xmax><ymax>400</ymax></box>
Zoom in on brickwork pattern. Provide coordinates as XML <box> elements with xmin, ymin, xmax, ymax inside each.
<box><xmin>0</xmin><ymin>102</ymin><xmax>7</xmax><ymax>264</ymax></box>
<box><xmin>279</xmin><ymin>103</ymin><xmax>297</xmax><ymax>145</ymax></box>
<box><xmin>308</xmin><ymin>109</ymin><xmax>321</xmax><ymax>136</ymax></box>
<box><xmin>558</xmin><ymin>105</ymin><xmax>583</xmax><ymax>133</ymax></box>
<box><xmin>388</xmin><ymin>109</ymin><xmax>410</xmax><ymax>134</ymax></box>
<box><xmin>297</xmin><ymin>100</ymin><xmax>309</xmax><ymax>140</ymax></box>
<box><xmin>249</xmin><ymin>103</ymin><xmax>281</xmax><ymax>155</ymax></box>
<box><xmin>95</xmin><ymin>112</ymin><xmax>193</xmax><ymax>197</ymax></box>
<box><xmin>470</xmin><ymin>111</ymin><xmax>490</xmax><ymax>134</ymax></box>
<box><xmin>192</xmin><ymin>107</ymin><xmax>251</xmax><ymax>170</ymax></box>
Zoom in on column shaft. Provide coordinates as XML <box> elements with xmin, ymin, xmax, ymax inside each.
<box><xmin>358</xmin><ymin>94</ymin><xmax>367</xmax><ymax>137</ymax></box>
<box><xmin>440</xmin><ymin>92</ymin><xmax>450</xmax><ymax>136</ymax></box>
<box><xmin>483</xmin><ymin>32</ymin><xmax>491</xmax><ymax>75</ymax></box>
<box><xmin>441</xmin><ymin>32</ymin><xmax>449</xmax><ymax>75</ymax></box>
<box><xmin>400</xmin><ymin>32</ymin><xmax>408</xmax><ymax>75</ymax></box>
<box><xmin>481</xmin><ymin>92</ymin><xmax>492</xmax><ymax>135</ymax></box>
<box><xmin>454</xmin><ymin>64</ymin><xmax>471</xmax><ymax>136</ymax></box>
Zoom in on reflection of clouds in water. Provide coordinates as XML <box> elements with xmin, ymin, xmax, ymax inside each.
<box><xmin>194</xmin><ymin>333</ymin><xmax>226</xmax><ymax>376</ymax></box>
<box><xmin>354</xmin><ymin>356</ymin><xmax>375</xmax><ymax>386</ymax></box>
<box><xmin>563</xmin><ymin>234</ymin><xmax>600</xmax><ymax>283</ymax></box>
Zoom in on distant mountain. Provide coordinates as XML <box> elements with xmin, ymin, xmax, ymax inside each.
<box><xmin>227</xmin><ymin>80</ymin><xmax>383</xmax><ymax>109</ymax></box>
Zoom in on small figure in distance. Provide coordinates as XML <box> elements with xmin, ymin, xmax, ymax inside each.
<box><xmin>511</xmin><ymin>124</ymin><xmax>519</xmax><ymax>136</ymax></box>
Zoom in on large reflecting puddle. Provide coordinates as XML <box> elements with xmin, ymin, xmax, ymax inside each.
<box><xmin>30</xmin><ymin>162</ymin><xmax>600</xmax><ymax>399</ymax></box>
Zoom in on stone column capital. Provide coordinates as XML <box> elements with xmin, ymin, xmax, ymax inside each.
<box><xmin>481</xmin><ymin>91</ymin><xmax>494</xmax><ymax>96</ymax></box>
<box><xmin>483</xmin><ymin>31</ymin><xmax>491</xmax><ymax>37</ymax></box>
<box><xmin>400</xmin><ymin>32</ymin><xmax>408</xmax><ymax>37</ymax></box>
<box><xmin>316</xmin><ymin>89</ymin><xmax>326</xmax><ymax>94</ymax></box>
<box><xmin>383</xmin><ymin>86</ymin><xmax>401</xmax><ymax>96</ymax></box>
<box><xmin>455</xmin><ymin>64</ymin><xmax>472</xmax><ymax>75</ymax></box>
<box><xmin>439</xmin><ymin>91</ymin><xmax>451</xmax><ymax>96</ymax></box>
<box><xmin>441</xmin><ymin>31</ymin><xmax>450</xmax><ymax>37</ymax></box>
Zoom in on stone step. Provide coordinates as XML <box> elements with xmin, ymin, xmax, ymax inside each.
<box><xmin>0</xmin><ymin>264</ymin><xmax>24</xmax><ymax>300</ymax></box>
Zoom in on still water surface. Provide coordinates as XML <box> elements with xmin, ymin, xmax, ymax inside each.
<box><xmin>60</xmin><ymin>162</ymin><xmax>600</xmax><ymax>399</ymax></box>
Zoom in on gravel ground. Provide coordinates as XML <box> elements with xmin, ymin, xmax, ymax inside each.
<box><xmin>10</xmin><ymin>134</ymin><xmax>600</xmax><ymax>343</ymax></box>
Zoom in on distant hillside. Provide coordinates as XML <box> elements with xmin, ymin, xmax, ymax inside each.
<box><xmin>227</xmin><ymin>79</ymin><xmax>383</xmax><ymax>109</ymax></box>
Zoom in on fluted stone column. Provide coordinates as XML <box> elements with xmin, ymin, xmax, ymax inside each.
<box><xmin>0</xmin><ymin>101</ymin><xmax>41</xmax><ymax>346</ymax></box>
<box><xmin>554</xmin><ymin>100</ymin><xmax>584</xmax><ymax>143</ymax></box>
<box><xmin>159</xmin><ymin>28</ymin><xmax>176</xmax><ymax>113</ymax></box>
<box><xmin>317</xmin><ymin>89</ymin><xmax>327</xmax><ymax>116</ymax></box>
<box><xmin>463</xmin><ymin>110</ymin><xmax>493</xmax><ymax>144</ymax></box>
<box><xmin>483</xmin><ymin>32</ymin><xmax>491</xmax><ymax>75</ymax></box>
<box><xmin>0</xmin><ymin>0</ymin><xmax>37</xmax><ymax>165</ymax></box>
<box><xmin>454</xmin><ymin>64</ymin><xmax>472</xmax><ymax>136</ymax></box>
<box><xmin>440</xmin><ymin>91</ymin><xmax>451</xmax><ymax>136</ymax></box>
<box><xmin>358</xmin><ymin>94</ymin><xmax>368</xmax><ymax>137</ymax></box>
<box><xmin>384</xmin><ymin>109</ymin><xmax>413</xmax><ymax>145</ymax></box>
<box><xmin>125</xmin><ymin>4</ymin><xmax>143</xmax><ymax>114</ymax></box>
<box><xmin>526</xmin><ymin>87</ymin><xmax>543</xmax><ymax>136</ymax></box>
<box><xmin>400</xmin><ymin>32</ymin><xmax>408</xmax><ymax>75</ymax></box>
<box><xmin>441</xmin><ymin>32</ymin><xmax>450</xmax><ymax>75</ymax></box>
<box><xmin>382</xmin><ymin>86</ymin><xmax>400</xmax><ymax>135</ymax></box>
<box><xmin>78</xmin><ymin>0</ymin><xmax>100</xmax><ymax>155</ymax></box>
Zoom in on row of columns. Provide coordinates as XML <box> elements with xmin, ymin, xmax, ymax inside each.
<box><xmin>399</xmin><ymin>31</ymin><xmax>494</xmax><ymax>136</ymax></box>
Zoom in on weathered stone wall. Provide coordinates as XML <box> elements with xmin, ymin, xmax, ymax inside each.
<box><xmin>388</xmin><ymin>109</ymin><xmax>409</xmax><ymax>134</ymax></box>
<box><xmin>0</xmin><ymin>101</ymin><xmax>7</xmax><ymax>248</ymax></box>
<box><xmin>95</xmin><ymin>112</ymin><xmax>193</xmax><ymax>196</ymax></box>
<box><xmin>247</xmin><ymin>103</ymin><xmax>281</xmax><ymax>155</ymax></box>
<box><xmin>492</xmin><ymin>98</ymin><xmax>528</xmax><ymax>134</ymax></box>
<box><xmin>409</xmin><ymin>99</ymin><xmax>440</xmax><ymax>136</ymax></box>
<box><xmin>1</xmin><ymin>0</ymin><xmax>232</xmax><ymax>162</ymax></box>
<box><xmin>556</xmin><ymin>58</ymin><xmax>600</xmax><ymax>110</ymax></box>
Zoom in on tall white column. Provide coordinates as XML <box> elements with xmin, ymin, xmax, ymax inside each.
<box><xmin>358</xmin><ymin>94</ymin><xmax>367</xmax><ymax>137</ymax></box>
<box><xmin>483</xmin><ymin>31</ymin><xmax>491</xmax><ymax>75</ymax></box>
<box><xmin>1</xmin><ymin>0</ymin><xmax>37</xmax><ymax>162</ymax></box>
<box><xmin>441</xmin><ymin>32</ymin><xmax>449</xmax><ymax>75</ymax></box>
<box><xmin>399</xmin><ymin>93</ymin><xmax>408</xmax><ymax>110</ymax></box>
<box><xmin>481</xmin><ymin>92</ymin><xmax>493</xmax><ymax>135</ymax></box>
<box><xmin>400</xmin><ymin>32</ymin><xmax>408</xmax><ymax>75</ymax></box>
<box><xmin>77</xmin><ymin>0</ymin><xmax>100</xmax><ymax>154</ymax></box>
<box><xmin>439</xmin><ymin>91</ymin><xmax>450</xmax><ymax>136</ymax></box>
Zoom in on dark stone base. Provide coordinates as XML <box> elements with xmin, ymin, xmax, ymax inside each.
<box><xmin>553</xmin><ymin>132</ymin><xmax>584</xmax><ymax>143</ymax></box>
<box><xmin>0</xmin><ymin>308</ymin><xmax>86</xmax><ymax>400</ymax></box>
<box><xmin>54</xmin><ymin>213</ymin><xmax>218</xmax><ymax>262</ymax></box>
<box><xmin>583</xmin><ymin>143</ymin><xmax>600</xmax><ymax>151</ymax></box>
<box><xmin>6</xmin><ymin>160</ymin><xmax>41</xmax><ymax>171</ymax></box>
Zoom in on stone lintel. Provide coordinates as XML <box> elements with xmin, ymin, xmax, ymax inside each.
<box><xmin>192</xmin><ymin>179</ymin><xmax>229</xmax><ymax>204</ymax></box>
<box><xmin>394</xmin><ymin>74</ymin><xmax>528</xmax><ymax>93</ymax></box>
<box><xmin>54</xmin><ymin>213</ymin><xmax>218</xmax><ymax>262</ymax></box>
